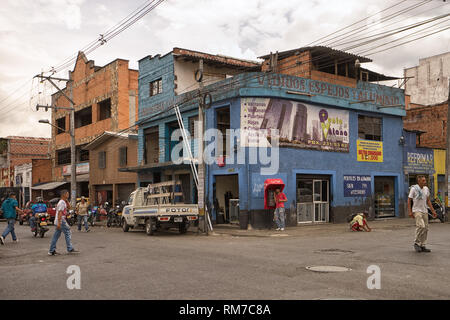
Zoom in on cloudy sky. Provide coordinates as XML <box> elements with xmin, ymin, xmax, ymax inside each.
<box><xmin>0</xmin><ymin>0</ymin><xmax>449</xmax><ymax>138</ymax></box>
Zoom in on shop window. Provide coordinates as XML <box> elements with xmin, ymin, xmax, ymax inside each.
<box><xmin>98</xmin><ymin>98</ymin><xmax>111</xmax><ymax>120</ymax></box>
<box><xmin>119</xmin><ymin>147</ymin><xmax>128</xmax><ymax>167</ymax></box>
<box><xmin>56</xmin><ymin>117</ymin><xmax>66</xmax><ymax>134</ymax></box>
<box><xmin>57</xmin><ymin>148</ymin><xmax>71</xmax><ymax>165</ymax></box>
<box><xmin>216</xmin><ymin>107</ymin><xmax>230</xmax><ymax>156</ymax></box>
<box><xmin>150</xmin><ymin>78</ymin><xmax>162</xmax><ymax>97</ymax></box>
<box><xmin>75</xmin><ymin>106</ymin><xmax>92</xmax><ymax>128</ymax></box>
<box><xmin>98</xmin><ymin>151</ymin><xmax>106</xmax><ymax>169</ymax></box>
<box><xmin>358</xmin><ymin>115</ymin><xmax>382</xmax><ymax>141</ymax></box>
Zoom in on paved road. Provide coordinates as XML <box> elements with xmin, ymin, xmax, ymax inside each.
<box><xmin>0</xmin><ymin>220</ymin><xmax>449</xmax><ymax>300</ymax></box>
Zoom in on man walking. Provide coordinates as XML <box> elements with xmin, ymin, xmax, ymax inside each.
<box><xmin>0</xmin><ymin>193</ymin><xmax>23</xmax><ymax>245</ymax></box>
<box><xmin>48</xmin><ymin>190</ymin><xmax>80</xmax><ymax>255</ymax></box>
<box><xmin>408</xmin><ymin>175</ymin><xmax>437</xmax><ymax>253</ymax></box>
<box><xmin>274</xmin><ymin>187</ymin><xmax>287</xmax><ymax>231</ymax></box>
<box><xmin>76</xmin><ymin>196</ymin><xmax>90</xmax><ymax>232</ymax></box>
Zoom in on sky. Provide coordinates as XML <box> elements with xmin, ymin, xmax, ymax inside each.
<box><xmin>0</xmin><ymin>0</ymin><xmax>449</xmax><ymax>138</ymax></box>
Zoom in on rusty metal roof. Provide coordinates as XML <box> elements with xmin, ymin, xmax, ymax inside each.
<box><xmin>258</xmin><ymin>46</ymin><xmax>372</xmax><ymax>63</ymax></box>
<box><xmin>173</xmin><ymin>47</ymin><xmax>261</xmax><ymax>70</ymax></box>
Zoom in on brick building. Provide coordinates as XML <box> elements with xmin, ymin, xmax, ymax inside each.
<box><xmin>50</xmin><ymin>51</ymin><xmax>138</xmax><ymax>198</ymax></box>
<box><xmin>403</xmin><ymin>51</ymin><xmax>449</xmax><ymax>150</ymax></box>
<box><xmin>84</xmin><ymin>131</ymin><xmax>138</xmax><ymax>205</ymax></box>
<box><xmin>0</xmin><ymin>136</ymin><xmax>50</xmax><ymax>188</ymax></box>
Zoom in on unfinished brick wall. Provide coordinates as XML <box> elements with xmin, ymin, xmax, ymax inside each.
<box><xmin>403</xmin><ymin>102</ymin><xmax>447</xmax><ymax>149</ymax></box>
<box><xmin>32</xmin><ymin>159</ymin><xmax>52</xmax><ymax>185</ymax></box>
<box><xmin>50</xmin><ymin>52</ymin><xmax>138</xmax><ymax>182</ymax></box>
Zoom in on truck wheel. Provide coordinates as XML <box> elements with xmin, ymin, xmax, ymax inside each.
<box><xmin>145</xmin><ymin>219</ymin><xmax>154</xmax><ymax>236</ymax></box>
<box><xmin>122</xmin><ymin>218</ymin><xmax>129</xmax><ymax>232</ymax></box>
<box><xmin>179</xmin><ymin>224</ymin><xmax>187</xmax><ymax>234</ymax></box>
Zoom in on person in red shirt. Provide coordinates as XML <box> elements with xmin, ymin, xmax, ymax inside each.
<box><xmin>274</xmin><ymin>188</ymin><xmax>287</xmax><ymax>231</ymax></box>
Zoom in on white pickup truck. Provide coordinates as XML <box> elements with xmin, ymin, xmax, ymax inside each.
<box><xmin>121</xmin><ymin>180</ymin><xmax>199</xmax><ymax>235</ymax></box>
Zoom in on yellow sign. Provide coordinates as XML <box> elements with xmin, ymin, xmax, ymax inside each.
<box><xmin>357</xmin><ymin>140</ymin><xmax>383</xmax><ymax>162</ymax></box>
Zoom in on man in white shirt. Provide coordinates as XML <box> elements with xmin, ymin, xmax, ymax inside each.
<box><xmin>408</xmin><ymin>175</ymin><xmax>437</xmax><ymax>253</ymax></box>
<box><xmin>48</xmin><ymin>190</ymin><xmax>80</xmax><ymax>256</ymax></box>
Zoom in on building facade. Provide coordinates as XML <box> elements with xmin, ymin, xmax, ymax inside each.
<box><xmin>84</xmin><ymin>131</ymin><xmax>138</xmax><ymax>205</ymax></box>
<box><xmin>129</xmin><ymin>46</ymin><xmax>406</xmax><ymax>228</ymax></box>
<box><xmin>50</xmin><ymin>51</ymin><xmax>139</xmax><ymax>198</ymax></box>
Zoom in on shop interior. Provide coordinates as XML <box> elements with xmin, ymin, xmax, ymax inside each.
<box><xmin>374</xmin><ymin>176</ymin><xmax>396</xmax><ymax>218</ymax></box>
<box><xmin>213</xmin><ymin>174</ymin><xmax>239</xmax><ymax>224</ymax></box>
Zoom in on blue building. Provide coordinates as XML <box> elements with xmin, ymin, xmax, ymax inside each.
<box><xmin>126</xmin><ymin>46</ymin><xmax>407</xmax><ymax>228</ymax></box>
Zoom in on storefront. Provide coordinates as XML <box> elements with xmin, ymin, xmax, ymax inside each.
<box><xmin>433</xmin><ymin>149</ymin><xmax>446</xmax><ymax>206</ymax></box>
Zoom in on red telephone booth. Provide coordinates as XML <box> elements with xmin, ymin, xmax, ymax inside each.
<box><xmin>264</xmin><ymin>179</ymin><xmax>285</xmax><ymax>209</ymax></box>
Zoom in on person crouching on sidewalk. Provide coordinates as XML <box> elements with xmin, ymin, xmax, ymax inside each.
<box><xmin>350</xmin><ymin>213</ymin><xmax>371</xmax><ymax>232</ymax></box>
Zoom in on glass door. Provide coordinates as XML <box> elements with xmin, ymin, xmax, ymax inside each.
<box><xmin>313</xmin><ymin>180</ymin><xmax>329</xmax><ymax>222</ymax></box>
<box><xmin>297</xmin><ymin>179</ymin><xmax>313</xmax><ymax>223</ymax></box>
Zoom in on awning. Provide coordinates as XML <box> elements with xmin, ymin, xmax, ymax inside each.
<box><xmin>31</xmin><ymin>181</ymin><xmax>68</xmax><ymax>190</ymax></box>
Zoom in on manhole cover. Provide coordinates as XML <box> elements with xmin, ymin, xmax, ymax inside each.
<box><xmin>306</xmin><ymin>266</ymin><xmax>352</xmax><ymax>273</ymax></box>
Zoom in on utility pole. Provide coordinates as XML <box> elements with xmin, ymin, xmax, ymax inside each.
<box><xmin>197</xmin><ymin>59</ymin><xmax>206</xmax><ymax>234</ymax></box>
<box><xmin>445</xmin><ymin>79</ymin><xmax>450</xmax><ymax>209</ymax></box>
<box><xmin>35</xmin><ymin>74</ymin><xmax>77</xmax><ymax>208</ymax></box>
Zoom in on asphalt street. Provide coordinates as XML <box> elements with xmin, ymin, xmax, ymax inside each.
<box><xmin>0</xmin><ymin>219</ymin><xmax>449</xmax><ymax>300</ymax></box>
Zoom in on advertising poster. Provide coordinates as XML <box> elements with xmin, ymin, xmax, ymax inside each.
<box><xmin>344</xmin><ymin>175</ymin><xmax>372</xmax><ymax>197</ymax></box>
<box><xmin>357</xmin><ymin>140</ymin><xmax>383</xmax><ymax>162</ymax></box>
<box><xmin>241</xmin><ymin>98</ymin><xmax>349</xmax><ymax>152</ymax></box>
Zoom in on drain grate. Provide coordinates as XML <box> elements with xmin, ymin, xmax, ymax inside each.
<box><xmin>314</xmin><ymin>248</ymin><xmax>354</xmax><ymax>255</ymax></box>
<box><xmin>306</xmin><ymin>266</ymin><xmax>352</xmax><ymax>273</ymax></box>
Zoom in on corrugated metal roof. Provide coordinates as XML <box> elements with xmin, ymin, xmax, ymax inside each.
<box><xmin>258</xmin><ymin>46</ymin><xmax>372</xmax><ymax>63</ymax></box>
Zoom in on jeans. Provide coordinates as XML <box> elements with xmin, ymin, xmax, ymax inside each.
<box><xmin>29</xmin><ymin>216</ymin><xmax>36</xmax><ymax>230</ymax></box>
<box><xmin>2</xmin><ymin>219</ymin><xmax>17</xmax><ymax>240</ymax></box>
<box><xmin>49</xmin><ymin>219</ymin><xmax>73</xmax><ymax>253</ymax></box>
<box><xmin>274</xmin><ymin>207</ymin><xmax>286</xmax><ymax>229</ymax></box>
<box><xmin>77</xmin><ymin>215</ymin><xmax>89</xmax><ymax>231</ymax></box>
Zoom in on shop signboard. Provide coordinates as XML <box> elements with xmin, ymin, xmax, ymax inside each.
<box><xmin>403</xmin><ymin>147</ymin><xmax>434</xmax><ymax>174</ymax></box>
<box><xmin>62</xmin><ymin>162</ymin><xmax>90</xmax><ymax>176</ymax></box>
<box><xmin>344</xmin><ymin>175</ymin><xmax>372</xmax><ymax>197</ymax></box>
<box><xmin>241</xmin><ymin>98</ymin><xmax>349</xmax><ymax>152</ymax></box>
<box><xmin>357</xmin><ymin>140</ymin><xmax>383</xmax><ymax>162</ymax></box>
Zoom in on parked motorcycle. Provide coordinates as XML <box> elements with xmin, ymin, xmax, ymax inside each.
<box><xmin>88</xmin><ymin>207</ymin><xmax>97</xmax><ymax>226</ymax></box>
<box><xmin>33</xmin><ymin>212</ymin><xmax>50</xmax><ymax>238</ymax></box>
<box><xmin>107</xmin><ymin>202</ymin><xmax>122</xmax><ymax>228</ymax></box>
<box><xmin>66</xmin><ymin>209</ymin><xmax>77</xmax><ymax>226</ymax></box>
<box><xmin>428</xmin><ymin>198</ymin><xmax>447</xmax><ymax>223</ymax></box>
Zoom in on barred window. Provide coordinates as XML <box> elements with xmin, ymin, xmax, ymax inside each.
<box><xmin>98</xmin><ymin>151</ymin><xmax>106</xmax><ymax>169</ymax></box>
<box><xmin>358</xmin><ymin>115</ymin><xmax>382</xmax><ymax>141</ymax></box>
<box><xmin>119</xmin><ymin>147</ymin><xmax>127</xmax><ymax>167</ymax></box>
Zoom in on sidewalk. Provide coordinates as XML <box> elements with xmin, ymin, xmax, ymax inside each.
<box><xmin>209</xmin><ymin>217</ymin><xmax>436</xmax><ymax>238</ymax></box>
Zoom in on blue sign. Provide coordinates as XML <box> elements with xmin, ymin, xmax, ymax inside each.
<box><xmin>344</xmin><ymin>175</ymin><xmax>372</xmax><ymax>197</ymax></box>
<box><xmin>403</xmin><ymin>147</ymin><xmax>434</xmax><ymax>174</ymax></box>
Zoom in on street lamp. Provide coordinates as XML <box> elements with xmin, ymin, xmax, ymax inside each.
<box><xmin>38</xmin><ymin>119</ymin><xmax>76</xmax><ymax>206</ymax></box>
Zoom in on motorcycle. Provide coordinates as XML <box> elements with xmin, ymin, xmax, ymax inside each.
<box><xmin>107</xmin><ymin>202</ymin><xmax>122</xmax><ymax>228</ymax></box>
<box><xmin>33</xmin><ymin>212</ymin><xmax>50</xmax><ymax>238</ymax></box>
<box><xmin>66</xmin><ymin>209</ymin><xmax>77</xmax><ymax>226</ymax></box>
<box><xmin>88</xmin><ymin>207</ymin><xmax>97</xmax><ymax>226</ymax></box>
<box><xmin>428</xmin><ymin>198</ymin><xmax>447</xmax><ymax>223</ymax></box>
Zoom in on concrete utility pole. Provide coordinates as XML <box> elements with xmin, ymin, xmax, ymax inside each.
<box><xmin>35</xmin><ymin>75</ymin><xmax>77</xmax><ymax>208</ymax></box>
<box><xmin>197</xmin><ymin>59</ymin><xmax>206</xmax><ymax>234</ymax></box>
<box><xmin>446</xmin><ymin>79</ymin><xmax>450</xmax><ymax>209</ymax></box>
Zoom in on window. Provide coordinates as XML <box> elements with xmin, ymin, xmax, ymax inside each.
<box><xmin>57</xmin><ymin>148</ymin><xmax>71</xmax><ymax>165</ymax></box>
<box><xmin>189</xmin><ymin>116</ymin><xmax>198</xmax><ymax>138</ymax></box>
<box><xmin>149</xmin><ymin>78</ymin><xmax>162</xmax><ymax>97</ymax></box>
<box><xmin>56</xmin><ymin>117</ymin><xmax>66</xmax><ymax>134</ymax></box>
<box><xmin>98</xmin><ymin>98</ymin><xmax>111</xmax><ymax>120</ymax></box>
<box><xmin>76</xmin><ymin>145</ymin><xmax>89</xmax><ymax>162</ymax></box>
<box><xmin>358</xmin><ymin>115</ymin><xmax>382</xmax><ymax>141</ymax></box>
<box><xmin>119</xmin><ymin>147</ymin><xmax>127</xmax><ymax>167</ymax></box>
<box><xmin>216</xmin><ymin>107</ymin><xmax>230</xmax><ymax>156</ymax></box>
<box><xmin>75</xmin><ymin>106</ymin><xmax>92</xmax><ymax>128</ymax></box>
<box><xmin>98</xmin><ymin>151</ymin><xmax>106</xmax><ymax>169</ymax></box>
<box><xmin>144</xmin><ymin>127</ymin><xmax>159</xmax><ymax>164</ymax></box>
